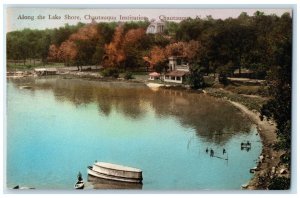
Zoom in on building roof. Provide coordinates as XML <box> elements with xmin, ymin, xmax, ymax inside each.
<box><xmin>149</xmin><ymin>72</ymin><xmax>160</xmax><ymax>77</ymax></box>
<box><xmin>165</xmin><ymin>70</ymin><xmax>189</xmax><ymax>77</ymax></box>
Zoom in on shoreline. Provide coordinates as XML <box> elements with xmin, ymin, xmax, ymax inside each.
<box><xmin>228</xmin><ymin>101</ymin><xmax>283</xmax><ymax>190</ymax></box>
<box><xmin>148</xmin><ymin>82</ymin><xmax>283</xmax><ymax>190</ymax></box>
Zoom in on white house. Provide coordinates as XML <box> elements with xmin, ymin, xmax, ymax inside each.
<box><xmin>164</xmin><ymin>56</ymin><xmax>190</xmax><ymax>84</ymax></box>
<box><xmin>164</xmin><ymin>70</ymin><xmax>189</xmax><ymax>84</ymax></box>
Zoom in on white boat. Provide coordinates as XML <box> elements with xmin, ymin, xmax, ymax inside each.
<box><xmin>87</xmin><ymin>162</ymin><xmax>143</xmax><ymax>183</ymax></box>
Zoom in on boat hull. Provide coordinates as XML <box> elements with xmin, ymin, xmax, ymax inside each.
<box><xmin>88</xmin><ymin>175</ymin><xmax>143</xmax><ymax>189</ymax></box>
<box><xmin>87</xmin><ymin>166</ymin><xmax>142</xmax><ymax>183</ymax></box>
<box><xmin>74</xmin><ymin>181</ymin><xmax>84</xmax><ymax>189</ymax></box>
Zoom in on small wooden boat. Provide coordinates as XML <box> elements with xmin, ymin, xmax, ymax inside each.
<box><xmin>249</xmin><ymin>166</ymin><xmax>258</xmax><ymax>173</ymax></box>
<box><xmin>87</xmin><ymin>162</ymin><xmax>143</xmax><ymax>183</ymax></box>
<box><xmin>74</xmin><ymin>180</ymin><xmax>84</xmax><ymax>189</ymax></box>
<box><xmin>241</xmin><ymin>183</ymin><xmax>249</xmax><ymax>189</ymax></box>
<box><xmin>74</xmin><ymin>171</ymin><xmax>84</xmax><ymax>189</ymax></box>
<box><xmin>11</xmin><ymin>185</ymin><xmax>35</xmax><ymax>189</ymax></box>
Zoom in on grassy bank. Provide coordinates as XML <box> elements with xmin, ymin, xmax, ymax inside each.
<box><xmin>205</xmin><ymin>87</ymin><xmax>268</xmax><ymax>112</ymax></box>
<box><xmin>7</xmin><ymin>62</ymin><xmax>65</xmax><ymax>71</ymax></box>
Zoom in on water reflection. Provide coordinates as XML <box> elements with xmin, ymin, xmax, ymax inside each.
<box><xmin>8</xmin><ymin>77</ymin><xmax>251</xmax><ymax>144</ymax></box>
<box><xmin>87</xmin><ymin>175</ymin><xmax>143</xmax><ymax>189</ymax></box>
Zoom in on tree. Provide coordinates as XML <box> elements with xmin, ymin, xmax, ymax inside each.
<box><xmin>122</xmin><ymin>28</ymin><xmax>147</xmax><ymax>70</ymax></box>
<box><xmin>58</xmin><ymin>40</ymin><xmax>78</xmax><ymax>66</ymax></box>
<box><xmin>92</xmin><ymin>40</ymin><xmax>105</xmax><ymax>65</ymax></box>
<box><xmin>164</xmin><ymin>21</ymin><xmax>179</xmax><ymax>36</ymax></box>
<box><xmin>176</xmin><ymin>18</ymin><xmax>202</xmax><ymax>41</ymax></box>
<box><xmin>47</xmin><ymin>44</ymin><xmax>59</xmax><ymax>62</ymax></box>
<box><xmin>145</xmin><ymin>46</ymin><xmax>167</xmax><ymax>70</ymax></box>
<box><xmin>103</xmin><ymin>26</ymin><xmax>125</xmax><ymax>68</ymax></box>
<box><xmin>38</xmin><ymin>32</ymin><xmax>52</xmax><ymax>64</ymax></box>
<box><xmin>188</xmin><ymin>64</ymin><xmax>205</xmax><ymax>89</ymax></box>
<box><xmin>165</xmin><ymin>40</ymin><xmax>200</xmax><ymax>63</ymax></box>
<box><xmin>55</xmin><ymin>23</ymin><xmax>101</xmax><ymax>69</ymax></box>
<box><xmin>103</xmin><ymin>26</ymin><xmax>148</xmax><ymax>70</ymax></box>
<box><xmin>260</xmin><ymin>13</ymin><xmax>292</xmax><ymax>151</ymax></box>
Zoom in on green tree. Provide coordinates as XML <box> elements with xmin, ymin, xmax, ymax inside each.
<box><xmin>260</xmin><ymin>13</ymin><xmax>292</xmax><ymax>151</ymax></box>
<box><xmin>188</xmin><ymin>64</ymin><xmax>205</xmax><ymax>89</ymax></box>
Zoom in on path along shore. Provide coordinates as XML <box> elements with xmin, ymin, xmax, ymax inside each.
<box><xmin>228</xmin><ymin>101</ymin><xmax>286</xmax><ymax>190</ymax></box>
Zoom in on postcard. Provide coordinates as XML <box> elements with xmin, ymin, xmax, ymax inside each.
<box><xmin>5</xmin><ymin>5</ymin><xmax>293</xmax><ymax>192</ymax></box>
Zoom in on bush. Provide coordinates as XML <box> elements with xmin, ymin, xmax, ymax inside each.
<box><xmin>219</xmin><ymin>73</ymin><xmax>229</xmax><ymax>85</ymax></box>
<box><xmin>280</xmin><ymin>152</ymin><xmax>291</xmax><ymax>165</ymax></box>
<box><xmin>26</xmin><ymin>65</ymin><xmax>33</xmax><ymax>69</ymax></box>
<box><xmin>101</xmin><ymin>68</ymin><xmax>119</xmax><ymax>78</ymax></box>
<box><xmin>268</xmin><ymin>176</ymin><xmax>290</xmax><ymax>190</ymax></box>
<box><xmin>124</xmin><ymin>72</ymin><xmax>134</xmax><ymax>80</ymax></box>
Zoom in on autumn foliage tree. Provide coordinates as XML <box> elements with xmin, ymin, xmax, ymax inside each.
<box><xmin>103</xmin><ymin>26</ymin><xmax>125</xmax><ymax>68</ymax></box>
<box><xmin>165</xmin><ymin>40</ymin><xmax>200</xmax><ymax>61</ymax></box>
<box><xmin>47</xmin><ymin>44</ymin><xmax>59</xmax><ymax>62</ymax></box>
<box><xmin>103</xmin><ymin>26</ymin><xmax>146</xmax><ymax>70</ymax></box>
<box><xmin>143</xmin><ymin>46</ymin><xmax>167</xmax><ymax>71</ymax></box>
<box><xmin>122</xmin><ymin>28</ymin><xmax>147</xmax><ymax>69</ymax></box>
<box><xmin>57</xmin><ymin>40</ymin><xmax>78</xmax><ymax>66</ymax></box>
<box><xmin>144</xmin><ymin>40</ymin><xmax>200</xmax><ymax>71</ymax></box>
<box><xmin>47</xmin><ymin>23</ymin><xmax>101</xmax><ymax>69</ymax></box>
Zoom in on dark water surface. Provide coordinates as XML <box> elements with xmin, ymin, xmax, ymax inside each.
<box><xmin>7</xmin><ymin>77</ymin><xmax>262</xmax><ymax>190</ymax></box>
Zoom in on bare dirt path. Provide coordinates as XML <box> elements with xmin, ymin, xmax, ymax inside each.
<box><xmin>229</xmin><ymin>101</ymin><xmax>283</xmax><ymax>190</ymax></box>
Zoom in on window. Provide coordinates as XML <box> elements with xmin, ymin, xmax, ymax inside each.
<box><xmin>171</xmin><ymin>76</ymin><xmax>175</xmax><ymax>80</ymax></box>
<box><xmin>176</xmin><ymin>77</ymin><xmax>181</xmax><ymax>81</ymax></box>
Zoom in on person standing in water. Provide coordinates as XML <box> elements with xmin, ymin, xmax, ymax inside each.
<box><xmin>223</xmin><ymin>148</ymin><xmax>226</xmax><ymax>155</ymax></box>
<box><xmin>210</xmin><ymin>149</ymin><xmax>214</xmax><ymax>157</ymax></box>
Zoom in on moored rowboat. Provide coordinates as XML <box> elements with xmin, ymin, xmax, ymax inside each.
<box><xmin>87</xmin><ymin>162</ymin><xmax>143</xmax><ymax>183</ymax></box>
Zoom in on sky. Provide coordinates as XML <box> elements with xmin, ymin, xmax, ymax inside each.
<box><xmin>6</xmin><ymin>7</ymin><xmax>292</xmax><ymax>32</ymax></box>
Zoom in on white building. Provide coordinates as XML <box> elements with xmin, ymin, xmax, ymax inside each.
<box><xmin>164</xmin><ymin>56</ymin><xmax>190</xmax><ymax>84</ymax></box>
<box><xmin>164</xmin><ymin>70</ymin><xmax>188</xmax><ymax>84</ymax></box>
<box><xmin>168</xmin><ymin>56</ymin><xmax>189</xmax><ymax>72</ymax></box>
<box><xmin>146</xmin><ymin>20</ymin><xmax>165</xmax><ymax>34</ymax></box>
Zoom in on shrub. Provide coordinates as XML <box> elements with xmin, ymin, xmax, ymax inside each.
<box><xmin>101</xmin><ymin>68</ymin><xmax>119</xmax><ymax>78</ymax></box>
<box><xmin>219</xmin><ymin>73</ymin><xmax>229</xmax><ymax>85</ymax></box>
<box><xmin>268</xmin><ymin>176</ymin><xmax>290</xmax><ymax>190</ymax></box>
<box><xmin>124</xmin><ymin>71</ymin><xmax>134</xmax><ymax>80</ymax></box>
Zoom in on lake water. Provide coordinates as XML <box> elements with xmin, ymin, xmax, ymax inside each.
<box><xmin>6</xmin><ymin>77</ymin><xmax>262</xmax><ymax>190</ymax></box>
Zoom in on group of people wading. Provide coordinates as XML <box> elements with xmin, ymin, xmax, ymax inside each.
<box><xmin>206</xmin><ymin>147</ymin><xmax>226</xmax><ymax>157</ymax></box>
